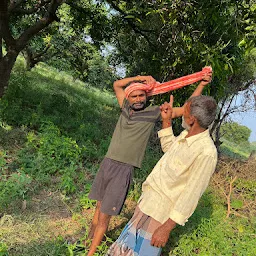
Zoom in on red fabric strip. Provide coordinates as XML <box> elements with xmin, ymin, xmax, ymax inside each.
<box><xmin>125</xmin><ymin>66</ymin><xmax>212</xmax><ymax>98</ymax></box>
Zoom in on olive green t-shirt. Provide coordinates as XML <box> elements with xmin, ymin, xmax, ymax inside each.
<box><xmin>105</xmin><ymin>99</ymin><xmax>160</xmax><ymax>168</ymax></box>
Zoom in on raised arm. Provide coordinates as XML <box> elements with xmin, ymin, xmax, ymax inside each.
<box><xmin>158</xmin><ymin>95</ymin><xmax>176</xmax><ymax>152</ymax></box>
<box><xmin>171</xmin><ymin>71</ymin><xmax>212</xmax><ymax>118</ymax></box>
<box><xmin>160</xmin><ymin>95</ymin><xmax>174</xmax><ymax>129</ymax></box>
<box><xmin>113</xmin><ymin>75</ymin><xmax>156</xmax><ymax>107</ymax></box>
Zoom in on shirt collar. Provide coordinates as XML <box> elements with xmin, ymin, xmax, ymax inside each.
<box><xmin>178</xmin><ymin>129</ymin><xmax>210</xmax><ymax>147</ymax></box>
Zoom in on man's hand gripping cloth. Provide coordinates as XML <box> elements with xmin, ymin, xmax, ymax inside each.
<box><xmin>124</xmin><ymin>66</ymin><xmax>212</xmax><ymax>98</ymax></box>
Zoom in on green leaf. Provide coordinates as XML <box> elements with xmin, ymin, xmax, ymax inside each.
<box><xmin>231</xmin><ymin>199</ymin><xmax>243</xmax><ymax>209</ymax></box>
<box><xmin>124</xmin><ymin>15</ymin><xmax>135</xmax><ymax>19</ymax></box>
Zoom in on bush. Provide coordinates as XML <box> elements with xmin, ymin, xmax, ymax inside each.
<box><xmin>0</xmin><ymin>242</ymin><xmax>8</xmax><ymax>256</ymax></box>
<box><xmin>0</xmin><ymin>171</ymin><xmax>32</xmax><ymax>210</ymax></box>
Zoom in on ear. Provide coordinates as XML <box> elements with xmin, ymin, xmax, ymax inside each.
<box><xmin>188</xmin><ymin>115</ymin><xmax>196</xmax><ymax>125</ymax></box>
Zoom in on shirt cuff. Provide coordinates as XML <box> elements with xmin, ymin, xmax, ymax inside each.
<box><xmin>158</xmin><ymin>127</ymin><xmax>173</xmax><ymax>138</ymax></box>
<box><xmin>169</xmin><ymin>209</ymin><xmax>188</xmax><ymax>226</ymax></box>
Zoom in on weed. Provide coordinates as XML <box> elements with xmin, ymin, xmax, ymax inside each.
<box><xmin>79</xmin><ymin>184</ymin><xmax>96</xmax><ymax>210</ymax></box>
<box><xmin>0</xmin><ymin>171</ymin><xmax>32</xmax><ymax>210</ymax></box>
<box><xmin>0</xmin><ymin>243</ymin><xmax>8</xmax><ymax>256</ymax></box>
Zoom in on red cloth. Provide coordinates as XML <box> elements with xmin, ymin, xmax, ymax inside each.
<box><xmin>124</xmin><ymin>66</ymin><xmax>212</xmax><ymax>98</ymax></box>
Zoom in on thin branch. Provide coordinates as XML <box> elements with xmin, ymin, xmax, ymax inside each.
<box><xmin>226</xmin><ymin>176</ymin><xmax>237</xmax><ymax>219</ymax></box>
<box><xmin>210</xmin><ymin>96</ymin><xmax>227</xmax><ymax>133</ymax></box>
<box><xmin>10</xmin><ymin>0</ymin><xmax>52</xmax><ymax>15</ymax></box>
<box><xmin>219</xmin><ymin>93</ymin><xmax>236</xmax><ymax>125</ymax></box>
<box><xmin>231</xmin><ymin>211</ymin><xmax>248</xmax><ymax>219</ymax></box>
<box><xmin>12</xmin><ymin>0</ymin><xmax>51</xmax><ymax>14</ymax></box>
<box><xmin>240</xmin><ymin>79</ymin><xmax>256</xmax><ymax>91</ymax></box>
<box><xmin>106</xmin><ymin>0</ymin><xmax>156</xmax><ymax>47</ymax></box>
<box><xmin>34</xmin><ymin>44</ymin><xmax>51</xmax><ymax>60</ymax></box>
<box><xmin>8</xmin><ymin>0</ymin><xmax>26</xmax><ymax>12</ymax></box>
<box><xmin>107</xmin><ymin>0</ymin><xmax>153</xmax><ymax>32</ymax></box>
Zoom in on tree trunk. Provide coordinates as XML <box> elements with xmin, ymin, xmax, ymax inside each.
<box><xmin>214</xmin><ymin>124</ymin><xmax>223</xmax><ymax>155</ymax></box>
<box><xmin>0</xmin><ymin>52</ymin><xmax>18</xmax><ymax>97</ymax></box>
<box><xmin>210</xmin><ymin>119</ymin><xmax>222</xmax><ymax>155</ymax></box>
<box><xmin>23</xmin><ymin>44</ymin><xmax>51</xmax><ymax>71</ymax></box>
<box><xmin>0</xmin><ymin>0</ymin><xmax>63</xmax><ymax>97</ymax></box>
<box><xmin>23</xmin><ymin>48</ymin><xmax>34</xmax><ymax>71</ymax></box>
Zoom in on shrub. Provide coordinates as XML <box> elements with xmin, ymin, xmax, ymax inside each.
<box><xmin>0</xmin><ymin>171</ymin><xmax>32</xmax><ymax>210</ymax></box>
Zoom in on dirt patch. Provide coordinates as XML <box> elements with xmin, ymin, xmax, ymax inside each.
<box><xmin>211</xmin><ymin>158</ymin><xmax>256</xmax><ymax>218</ymax></box>
<box><xmin>0</xmin><ymin>189</ymin><xmax>86</xmax><ymax>248</ymax></box>
<box><xmin>28</xmin><ymin>189</ymin><xmax>72</xmax><ymax>219</ymax></box>
<box><xmin>216</xmin><ymin>156</ymin><xmax>256</xmax><ymax>180</ymax></box>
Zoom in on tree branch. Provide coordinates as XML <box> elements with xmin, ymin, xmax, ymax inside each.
<box><xmin>106</xmin><ymin>0</ymin><xmax>156</xmax><ymax>47</ymax></box>
<box><xmin>239</xmin><ymin>79</ymin><xmax>256</xmax><ymax>91</ymax></box>
<box><xmin>9</xmin><ymin>0</ymin><xmax>52</xmax><ymax>15</ymax></box>
<box><xmin>16</xmin><ymin>0</ymin><xmax>63</xmax><ymax>51</ymax></box>
<box><xmin>0</xmin><ymin>0</ymin><xmax>16</xmax><ymax>47</ymax></box>
<box><xmin>8</xmin><ymin>0</ymin><xmax>26</xmax><ymax>12</ymax></box>
<box><xmin>23</xmin><ymin>44</ymin><xmax>51</xmax><ymax>69</ymax></box>
<box><xmin>34</xmin><ymin>44</ymin><xmax>51</xmax><ymax>60</ymax></box>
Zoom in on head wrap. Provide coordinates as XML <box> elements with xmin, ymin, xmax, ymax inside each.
<box><xmin>124</xmin><ymin>66</ymin><xmax>212</xmax><ymax>98</ymax></box>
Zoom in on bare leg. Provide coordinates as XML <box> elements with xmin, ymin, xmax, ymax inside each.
<box><xmin>87</xmin><ymin>211</ymin><xmax>111</xmax><ymax>256</ymax></box>
<box><xmin>87</xmin><ymin>201</ymin><xmax>102</xmax><ymax>240</ymax></box>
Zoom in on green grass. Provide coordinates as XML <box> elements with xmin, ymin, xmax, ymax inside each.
<box><xmin>0</xmin><ymin>58</ymin><xmax>255</xmax><ymax>255</ymax></box>
<box><xmin>220</xmin><ymin>138</ymin><xmax>255</xmax><ymax>160</ymax></box>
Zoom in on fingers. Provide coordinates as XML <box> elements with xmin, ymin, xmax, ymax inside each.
<box><xmin>147</xmin><ymin>77</ymin><xmax>156</xmax><ymax>86</ymax></box>
<box><xmin>151</xmin><ymin>238</ymin><xmax>166</xmax><ymax>248</ymax></box>
<box><xmin>151</xmin><ymin>238</ymin><xmax>161</xmax><ymax>247</ymax></box>
<box><xmin>150</xmin><ymin>236</ymin><xmax>155</xmax><ymax>246</ymax></box>
<box><xmin>140</xmin><ymin>76</ymin><xmax>156</xmax><ymax>85</ymax></box>
<box><xmin>160</xmin><ymin>102</ymin><xmax>170</xmax><ymax>113</ymax></box>
<box><xmin>169</xmin><ymin>95</ymin><xmax>173</xmax><ymax>108</ymax></box>
<box><xmin>160</xmin><ymin>96</ymin><xmax>173</xmax><ymax>110</ymax></box>
<box><xmin>202</xmin><ymin>72</ymin><xmax>212</xmax><ymax>82</ymax></box>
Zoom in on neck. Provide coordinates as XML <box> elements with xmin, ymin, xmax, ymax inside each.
<box><xmin>185</xmin><ymin>124</ymin><xmax>206</xmax><ymax>138</ymax></box>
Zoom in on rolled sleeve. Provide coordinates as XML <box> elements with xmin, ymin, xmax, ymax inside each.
<box><xmin>158</xmin><ymin>127</ymin><xmax>175</xmax><ymax>153</ymax></box>
<box><xmin>158</xmin><ymin>127</ymin><xmax>173</xmax><ymax>138</ymax></box>
<box><xmin>169</xmin><ymin>209</ymin><xmax>188</xmax><ymax>226</ymax></box>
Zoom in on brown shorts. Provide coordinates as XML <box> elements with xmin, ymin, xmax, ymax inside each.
<box><xmin>88</xmin><ymin>158</ymin><xmax>134</xmax><ymax>215</ymax></box>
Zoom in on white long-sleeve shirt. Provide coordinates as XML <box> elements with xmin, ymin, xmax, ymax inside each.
<box><xmin>138</xmin><ymin>127</ymin><xmax>217</xmax><ymax>226</ymax></box>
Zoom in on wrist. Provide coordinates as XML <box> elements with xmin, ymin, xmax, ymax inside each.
<box><xmin>198</xmin><ymin>82</ymin><xmax>205</xmax><ymax>87</ymax></box>
<box><xmin>163</xmin><ymin>219</ymin><xmax>176</xmax><ymax>232</ymax></box>
<box><xmin>162</xmin><ymin>119</ymin><xmax>172</xmax><ymax>128</ymax></box>
<box><xmin>162</xmin><ymin>118</ymin><xmax>172</xmax><ymax>123</ymax></box>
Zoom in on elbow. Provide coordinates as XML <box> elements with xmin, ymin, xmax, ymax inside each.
<box><xmin>113</xmin><ymin>81</ymin><xmax>118</xmax><ymax>90</ymax></box>
<box><xmin>161</xmin><ymin>146</ymin><xmax>168</xmax><ymax>153</ymax></box>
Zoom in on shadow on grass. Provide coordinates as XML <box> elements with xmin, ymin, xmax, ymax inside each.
<box><xmin>0</xmin><ymin>126</ymin><xmax>27</xmax><ymax>150</ymax></box>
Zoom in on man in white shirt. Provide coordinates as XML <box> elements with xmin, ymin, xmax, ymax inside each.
<box><xmin>106</xmin><ymin>95</ymin><xmax>218</xmax><ymax>256</ymax></box>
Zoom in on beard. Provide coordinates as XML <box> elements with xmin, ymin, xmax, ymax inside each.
<box><xmin>130</xmin><ymin>101</ymin><xmax>146</xmax><ymax>111</ymax></box>
<box><xmin>182</xmin><ymin>116</ymin><xmax>191</xmax><ymax>131</ymax></box>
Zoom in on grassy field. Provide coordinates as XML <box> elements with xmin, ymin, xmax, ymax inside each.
<box><xmin>220</xmin><ymin>138</ymin><xmax>256</xmax><ymax>160</ymax></box>
<box><xmin>0</xmin><ymin>59</ymin><xmax>255</xmax><ymax>255</ymax></box>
